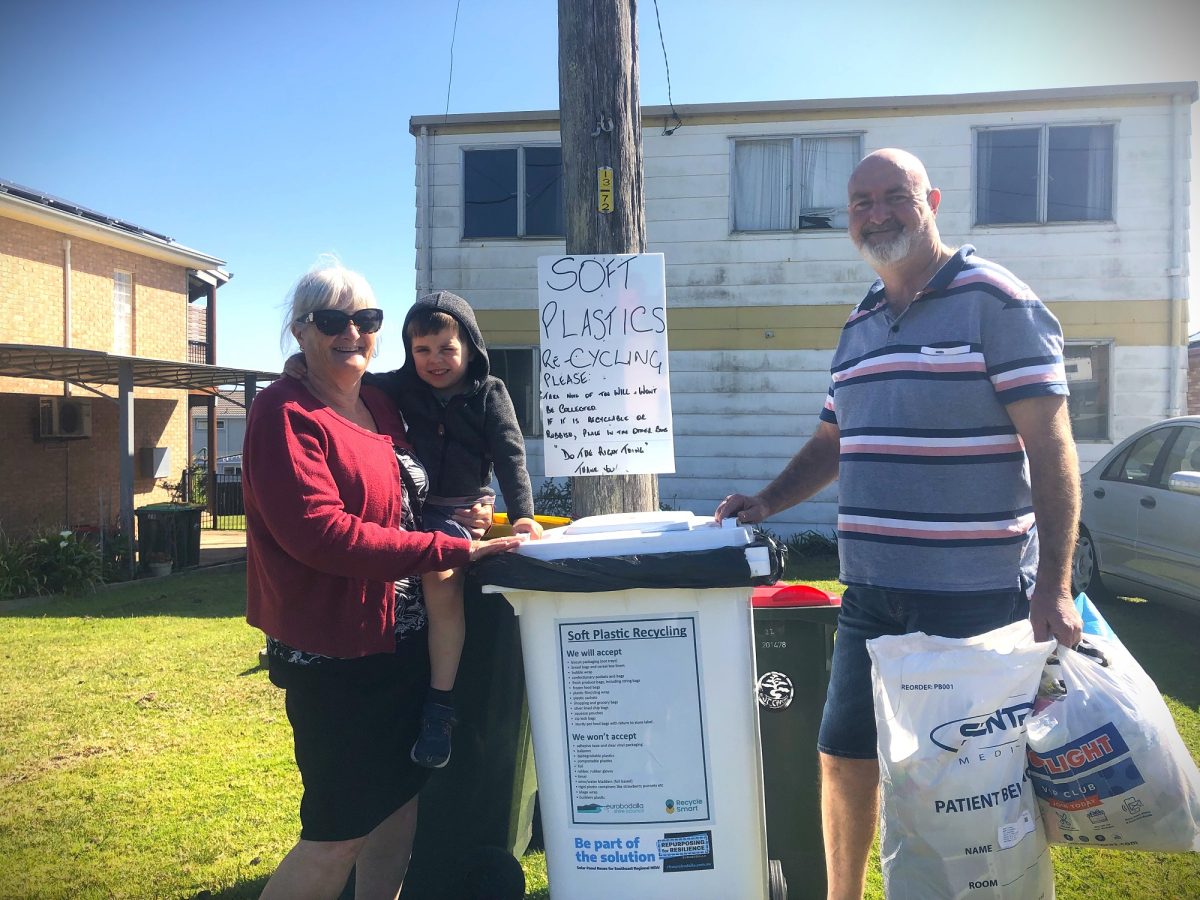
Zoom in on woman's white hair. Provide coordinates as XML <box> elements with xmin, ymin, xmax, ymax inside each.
<box><xmin>279</xmin><ymin>258</ymin><xmax>378</xmax><ymax>353</ymax></box>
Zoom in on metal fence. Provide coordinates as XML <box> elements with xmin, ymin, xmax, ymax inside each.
<box><xmin>179</xmin><ymin>467</ymin><xmax>245</xmax><ymax>529</ymax></box>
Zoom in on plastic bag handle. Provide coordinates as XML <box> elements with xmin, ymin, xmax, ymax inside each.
<box><xmin>1071</xmin><ymin>639</ymin><xmax>1110</xmax><ymax>668</ymax></box>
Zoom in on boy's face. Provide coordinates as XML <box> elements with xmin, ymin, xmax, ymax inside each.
<box><xmin>409</xmin><ymin>325</ymin><xmax>473</xmax><ymax>391</ymax></box>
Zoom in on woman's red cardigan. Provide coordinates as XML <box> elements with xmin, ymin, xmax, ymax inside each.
<box><xmin>243</xmin><ymin>378</ymin><xmax>470</xmax><ymax>657</ymax></box>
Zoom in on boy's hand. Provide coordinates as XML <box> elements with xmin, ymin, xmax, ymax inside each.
<box><xmin>511</xmin><ymin>517</ymin><xmax>544</xmax><ymax>540</ymax></box>
<box><xmin>282</xmin><ymin>352</ymin><xmax>308</xmax><ymax>380</ymax></box>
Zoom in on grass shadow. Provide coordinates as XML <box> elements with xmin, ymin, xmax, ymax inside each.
<box><xmin>195</xmin><ymin>873</ymin><xmax>269</xmax><ymax>899</ymax></box>
<box><xmin>0</xmin><ymin>569</ymin><xmax>246</xmax><ymax>620</ymax></box>
<box><xmin>1094</xmin><ymin>593</ymin><xmax>1200</xmax><ymax>710</ymax></box>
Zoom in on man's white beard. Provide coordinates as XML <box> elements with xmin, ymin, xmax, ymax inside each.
<box><xmin>857</xmin><ymin>229</ymin><xmax>913</xmax><ymax>269</ymax></box>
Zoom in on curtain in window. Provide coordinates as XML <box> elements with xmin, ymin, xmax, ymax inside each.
<box><xmin>733</xmin><ymin>140</ymin><xmax>790</xmax><ymax>230</ymax></box>
<box><xmin>798</xmin><ymin>136</ymin><xmax>857</xmax><ymax>228</ymax></box>
<box><xmin>1047</xmin><ymin>125</ymin><xmax>1113</xmax><ymax>222</ymax></box>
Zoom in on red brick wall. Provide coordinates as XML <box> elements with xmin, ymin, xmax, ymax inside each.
<box><xmin>0</xmin><ymin>216</ymin><xmax>192</xmax><ymax>535</ymax></box>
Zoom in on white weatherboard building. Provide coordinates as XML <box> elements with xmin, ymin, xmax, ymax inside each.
<box><xmin>410</xmin><ymin>82</ymin><xmax>1196</xmax><ymax>537</ymax></box>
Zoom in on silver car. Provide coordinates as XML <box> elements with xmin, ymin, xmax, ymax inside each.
<box><xmin>1072</xmin><ymin>416</ymin><xmax>1200</xmax><ymax>607</ymax></box>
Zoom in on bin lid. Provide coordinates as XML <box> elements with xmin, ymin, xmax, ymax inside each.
<box><xmin>751</xmin><ymin>583</ymin><xmax>841</xmax><ymax>608</ymax></box>
<box><xmin>512</xmin><ymin>511</ymin><xmax>753</xmax><ymax>562</ymax></box>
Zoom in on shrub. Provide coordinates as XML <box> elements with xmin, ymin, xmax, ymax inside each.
<box><xmin>532</xmin><ymin>478</ymin><xmax>573</xmax><ymax>518</ymax></box>
<box><xmin>25</xmin><ymin>530</ymin><xmax>103</xmax><ymax>595</ymax></box>
<box><xmin>101</xmin><ymin>528</ymin><xmax>135</xmax><ymax>583</ymax></box>
<box><xmin>784</xmin><ymin>528</ymin><xmax>839</xmax><ymax>559</ymax></box>
<box><xmin>0</xmin><ymin>530</ymin><xmax>42</xmax><ymax>600</ymax></box>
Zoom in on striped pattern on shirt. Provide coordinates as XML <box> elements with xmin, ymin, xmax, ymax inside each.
<box><xmin>819</xmin><ymin>245</ymin><xmax>1068</xmax><ymax>593</ymax></box>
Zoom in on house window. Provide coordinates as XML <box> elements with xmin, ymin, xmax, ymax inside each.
<box><xmin>1064</xmin><ymin>342</ymin><xmax>1110</xmax><ymax>441</ymax></box>
<box><xmin>113</xmin><ymin>271</ymin><xmax>133</xmax><ymax>354</ymax></box>
<box><xmin>490</xmin><ymin>348</ymin><xmax>538</xmax><ymax>436</ymax></box>
<box><xmin>732</xmin><ymin>135</ymin><xmax>861</xmax><ymax>232</ymax></box>
<box><xmin>976</xmin><ymin>124</ymin><xmax>1114</xmax><ymax>225</ymax></box>
<box><xmin>463</xmin><ymin>146</ymin><xmax>564</xmax><ymax>238</ymax></box>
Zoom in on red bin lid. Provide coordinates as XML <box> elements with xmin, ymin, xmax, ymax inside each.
<box><xmin>752</xmin><ymin>583</ymin><xmax>841</xmax><ymax>608</ymax></box>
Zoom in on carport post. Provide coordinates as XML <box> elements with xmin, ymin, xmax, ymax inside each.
<box><xmin>118</xmin><ymin>360</ymin><xmax>135</xmax><ymax>579</ymax></box>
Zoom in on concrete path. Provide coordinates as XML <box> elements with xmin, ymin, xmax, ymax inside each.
<box><xmin>199</xmin><ymin>529</ymin><xmax>246</xmax><ymax>567</ymax></box>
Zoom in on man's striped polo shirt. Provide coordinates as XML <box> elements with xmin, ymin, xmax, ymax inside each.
<box><xmin>818</xmin><ymin>245</ymin><xmax>1068</xmax><ymax>594</ymax></box>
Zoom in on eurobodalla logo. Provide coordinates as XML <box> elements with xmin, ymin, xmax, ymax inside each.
<box><xmin>929</xmin><ymin>702</ymin><xmax>1034</xmax><ymax>752</ymax></box>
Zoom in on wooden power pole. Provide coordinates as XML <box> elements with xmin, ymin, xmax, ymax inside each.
<box><xmin>558</xmin><ymin>0</ymin><xmax>659</xmax><ymax>518</ymax></box>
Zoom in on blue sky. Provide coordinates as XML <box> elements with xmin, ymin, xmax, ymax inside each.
<box><xmin>2</xmin><ymin>0</ymin><xmax>1197</xmax><ymax>373</ymax></box>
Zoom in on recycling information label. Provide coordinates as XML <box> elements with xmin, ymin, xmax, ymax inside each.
<box><xmin>537</xmin><ymin>253</ymin><xmax>674</xmax><ymax>477</ymax></box>
<box><xmin>559</xmin><ymin>615</ymin><xmax>710</xmax><ymax>825</ymax></box>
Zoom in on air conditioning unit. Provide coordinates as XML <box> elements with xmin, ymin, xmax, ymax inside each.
<box><xmin>39</xmin><ymin>397</ymin><xmax>93</xmax><ymax>439</ymax></box>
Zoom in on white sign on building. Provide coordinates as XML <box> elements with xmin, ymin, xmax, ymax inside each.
<box><xmin>537</xmin><ymin>253</ymin><xmax>674</xmax><ymax>477</ymax></box>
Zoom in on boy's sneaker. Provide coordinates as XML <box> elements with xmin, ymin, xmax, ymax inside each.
<box><xmin>410</xmin><ymin>701</ymin><xmax>456</xmax><ymax>768</ymax></box>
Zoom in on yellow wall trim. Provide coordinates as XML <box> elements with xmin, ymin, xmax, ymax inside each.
<box><xmin>477</xmin><ymin>300</ymin><xmax>1176</xmax><ymax>351</ymax></box>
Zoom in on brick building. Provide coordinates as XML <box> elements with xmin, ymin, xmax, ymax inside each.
<box><xmin>0</xmin><ymin>180</ymin><xmax>252</xmax><ymax>538</ymax></box>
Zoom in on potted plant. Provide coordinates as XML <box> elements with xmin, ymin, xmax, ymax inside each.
<box><xmin>146</xmin><ymin>551</ymin><xmax>173</xmax><ymax>577</ymax></box>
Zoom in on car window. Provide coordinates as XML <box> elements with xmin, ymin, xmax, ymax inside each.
<box><xmin>1104</xmin><ymin>428</ymin><xmax>1174</xmax><ymax>485</ymax></box>
<box><xmin>1162</xmin><ymin>425</ymin><xmax>1200</xmax><ymax>483</ymax></box>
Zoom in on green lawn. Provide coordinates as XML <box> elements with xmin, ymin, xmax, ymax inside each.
<box><xmin>0</xmin><ymin>565</ymin><xmax>1197</xmax><ymax>899</ymax></box>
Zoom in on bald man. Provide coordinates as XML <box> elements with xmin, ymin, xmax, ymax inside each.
<box><xmin>716</xmin><ymin>149</ymin><xmax>1082</xmax><ymax>899</ymax></box>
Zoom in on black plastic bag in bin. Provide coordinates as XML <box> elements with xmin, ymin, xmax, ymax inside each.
<box><xmin>473</xmin><ymin>533</ymin><xmax>786</xmax><ymax>593</ymax></box>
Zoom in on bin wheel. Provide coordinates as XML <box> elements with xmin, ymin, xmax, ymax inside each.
<box><xmin>769</xmin><ymin>858</ymin><xmax>788</xmax><ymax>900</ymax></box>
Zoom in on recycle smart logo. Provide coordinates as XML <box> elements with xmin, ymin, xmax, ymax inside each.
<box><xmin>756</xmin><ymin>671</ymin><xmax>794</xmax><ymax>710</ymax></box>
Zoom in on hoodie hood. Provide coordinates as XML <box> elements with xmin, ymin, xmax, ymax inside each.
<box><xmin>399</xmin><ymin>290</ymin><xmax>490</xmax><ymax>387</ymax></box>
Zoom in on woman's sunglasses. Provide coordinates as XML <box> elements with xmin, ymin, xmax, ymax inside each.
<box><xmin>296</xmin><ymin>308</ymin><xmax>384</xmax><ymax>336</ymax></box>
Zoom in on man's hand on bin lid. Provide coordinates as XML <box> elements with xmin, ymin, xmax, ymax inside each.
<box><xmin>715</xmin><ymin>493</ymin><xmax>770</xmax><ymax>526</ymax></box>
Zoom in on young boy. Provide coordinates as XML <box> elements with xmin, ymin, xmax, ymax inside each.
<box><xmin>376</xmin><ymin>291</ymin><xmax>542</xmax><ymax>767</ymax></box>
<box><xmin>284</xmin><ymin>290</ymin><xmax>541</xmax><ymax>767</ymax></box>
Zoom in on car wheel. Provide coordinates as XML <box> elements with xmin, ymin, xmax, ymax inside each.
<box><xmin>1072</xmin><ymin>526</ymin><xmax>1112</xmax><ymax>601</ymax></box>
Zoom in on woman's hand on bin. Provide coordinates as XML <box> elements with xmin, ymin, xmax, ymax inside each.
<box><xmin>469</xmin><ymin>535</ymin><xmax>525</xmax><ymax>561</ymax></box>
<box><xmin>715</xmin><ymin>493</ymin><xmax>770</xmax><ymax>525</ymax></box>
<box><xmin>511</xmin><ymin>517</ymin><xmax>544</xmax><ymax>540</ymax></box>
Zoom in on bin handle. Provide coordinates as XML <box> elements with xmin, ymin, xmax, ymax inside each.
<box><xmin>751</xmin><ymin>583</ymin><xmax>841</xmax><ymax>608</ymax></box>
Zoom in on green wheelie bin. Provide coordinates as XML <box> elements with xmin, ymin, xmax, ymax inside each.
<box><xmin>752</xmin><ymin>583</ymin><xmax>841</xmax><ymax>900</ymax></box>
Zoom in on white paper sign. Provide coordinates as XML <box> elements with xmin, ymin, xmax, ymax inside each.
<box><xmin>559</xmin><ymin>615</ymin><xmax>710</xmax><ymax>825</ymax></box>
<box><xmin>537</xmin><ymin>253</ymin><xmax>674</xmax><ymax>477</ymax></box>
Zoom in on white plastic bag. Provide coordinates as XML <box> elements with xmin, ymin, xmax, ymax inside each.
<box><xmin>1026</xmin><ymin>635</ymin><xmax>1200</xmax><ymax>851</ymax></box>
<box><xmin>869</xmin><ymin>619</ymin><xmax>1056</xmax><ymax>899</ymax></box>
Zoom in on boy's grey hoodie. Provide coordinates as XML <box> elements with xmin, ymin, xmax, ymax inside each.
<box><xmin>368</xmin><ymin>290</ymin><xmax>535</xmax><ymax>522</ymax></box>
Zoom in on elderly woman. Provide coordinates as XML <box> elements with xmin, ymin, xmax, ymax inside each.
<box><xmin>244</xmin><ymin>264</ymin><xmax>521</xmax><ymax>900</ymax></box>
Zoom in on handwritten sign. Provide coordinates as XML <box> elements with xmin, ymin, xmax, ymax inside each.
<box><xmin>537</xmin><ymin>253</ymin><xmax>674</xmax><ymax>477</ymax></box>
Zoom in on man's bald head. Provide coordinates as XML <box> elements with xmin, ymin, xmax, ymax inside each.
<box><xmin>850</xmin><ymin>149</ymin><xmax>933</xmax><ymax>197</ymax></box>
<box><xmin>847</xmin><ymin>148</ymin><xmax>944</xmax><ymax>272</ymax></box>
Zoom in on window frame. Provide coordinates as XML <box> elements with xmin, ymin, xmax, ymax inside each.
<box><xmin>972</xmin><ymin>122</ymin><xmax>1118</xmax><ymax>227</ymax></box>
<box><xmin>113</xmin><ymin>270</ymin><xmax>134</xmax><ymax>355</ymax></box>
<box><xmin>460</xmin><ymin>143</ymin><xmax>564</xmax><ymax>241</ymax></box>
<box><xmin>488</xmin><ymin>345</ymin><xmax>541</xmax><ymax>437</ymax></box>
<box><xmin>1063</xmin><ymin>339</ymin><xmax>1113</xmax><ymax>443</ymax></box>
<box><xmin>728</xmin><ymin>132</ymin><xmax>864</xmax><ymax>234</ymax></box>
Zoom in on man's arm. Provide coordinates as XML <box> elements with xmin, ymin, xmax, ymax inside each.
<box><xmin>1007</xmin><ymin>394</ymin><xmax>1083</xmax><ymax>646</ymax></box>
<box><xmin>715</xmin><ymin>420</ymin><xmax>841</xmax><ymax>523</ymax></box>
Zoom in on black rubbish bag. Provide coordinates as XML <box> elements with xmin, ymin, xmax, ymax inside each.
<box><xmin>472</xmin><ymin>533</ymin><xmax>786</xmax><ymax>593</ymax></box>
